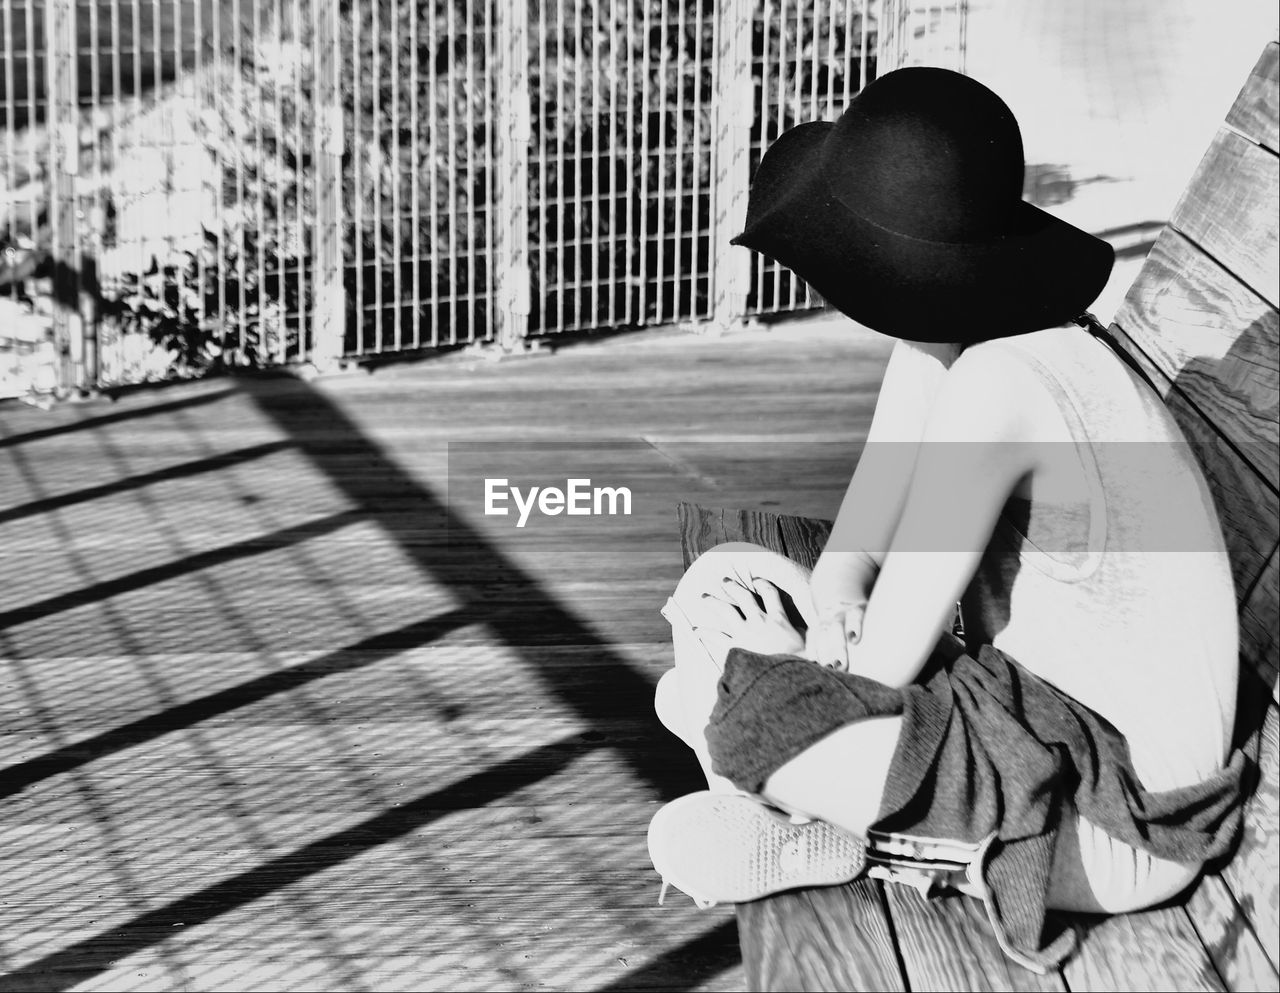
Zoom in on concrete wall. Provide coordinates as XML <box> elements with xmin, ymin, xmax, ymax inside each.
<box><xmin>959</xmin><ymin>0</ymin><xmax>1278</xmax><ymax>321</ymax></box>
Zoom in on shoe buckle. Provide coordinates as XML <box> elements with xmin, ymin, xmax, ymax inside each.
<box><xmin>864</xmin><ymin>829</ymin><xmax>979</xmax><ymax>897</ymax></box>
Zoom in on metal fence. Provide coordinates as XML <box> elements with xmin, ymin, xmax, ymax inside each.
<box><xmin>0</xmin><ymin>0</ymin><xmax>964</xmax><ymax>394</ymax></box>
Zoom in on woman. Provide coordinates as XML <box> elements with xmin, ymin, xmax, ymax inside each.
<box><xmin>647</xmin><ymin>67</ymin><xmax>1245</xmax><ymax>972</ymax></box>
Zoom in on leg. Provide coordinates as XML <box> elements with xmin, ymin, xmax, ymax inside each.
<box><xmin>657</xmin><ymin>542</ymin><xmax>817</xmax><ymax>794</ymax></box>
<box><xmin>759</xmin><ymin>720</ymin><xmax>1202</xmax><ymax>914</ymax></box>
<box><xmin>758</xmin><ymin>715</ymin><xmax>904</xmax><ymax>839</ymax></box>
<box><xmin>654</xmin><ymin>632</ymin><xmax>739</xmax><ymax>795</ymax></box>
<box><xmin>649</xmin><ymin>545</ymin><xmax>892</xmax><ymax>906</ymax></box>
<box><xmin>1046</xmin><ymin>811</ymin><xmax>1201</xmax><ymax>913</ymax></box>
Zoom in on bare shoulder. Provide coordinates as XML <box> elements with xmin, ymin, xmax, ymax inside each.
<box><xmin>925</xmin><ymin>337</ymin><xmax>1064</xmax><ymax>446</ymax></box>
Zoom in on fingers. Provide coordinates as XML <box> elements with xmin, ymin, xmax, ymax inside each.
<box><xmin>844</xmin><ymin>600</ymin><xmax>868</xmax><ymax>645</ymax></box>
<box><xmin>692</xmin><ymin>593</ymin><xmax>748</xmax><ymax>632</ymax></box>
<box><xmin>714</xmin><ymin>577</ymin><xmax>764</xmax><ymax>618</ymax></box>
<box><xmin>807</xmin><ymin>612</ymin><xmax>850</xmax><ymax>671</ymax></box>
<box><xmin>753</xmin><ymin>578</ymin><xmax>787</xmax><ymax>620</ymax></box>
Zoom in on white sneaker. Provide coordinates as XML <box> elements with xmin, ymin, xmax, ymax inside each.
<box><xmin>647</xmin><ymin>791</ymin><xmax>866</xmax><ymax>908</ymax></box>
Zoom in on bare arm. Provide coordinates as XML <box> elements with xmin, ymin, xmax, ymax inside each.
<box><xmin>806</xmin><ymin>339</ymin><xmax>961</xmax><ymax>661</ymax></box>
<box><xmin>842</xmin><ymin>347</ymin><xmax>1044</xmax><ymax>687</ymax></box>
<box><xmin>825</xmin><ymin>338</ymin><xmax>963</xmax><ymax>565</ymax></box>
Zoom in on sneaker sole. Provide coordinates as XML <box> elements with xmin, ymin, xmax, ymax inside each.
<box><xmin>647</xmin><ymin>791</ymin><xmax>866</xmax><ymax>905</ymax></box>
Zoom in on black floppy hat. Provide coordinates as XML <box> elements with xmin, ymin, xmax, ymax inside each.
<box><xmin>731</xmin><ymin>67</ymin><xmax>1114</xmax><ymax>343</ymax></box>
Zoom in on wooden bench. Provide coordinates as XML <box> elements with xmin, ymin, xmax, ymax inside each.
<box><xmin>679</xmin><ymin>38</ymin><xmax>1279</xmax><ymax>992</ymax></box>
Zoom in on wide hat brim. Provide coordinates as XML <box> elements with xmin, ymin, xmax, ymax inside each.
<box><xmin>730</xmin><ymin>122</ymin><xmax>1115</xmax><ymax>343</ymax></box>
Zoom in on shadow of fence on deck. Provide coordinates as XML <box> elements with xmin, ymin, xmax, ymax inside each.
<box><xmin>0</xmin><ymin>376</ymin><xmax>730</xmax><ymax>991</ymax></box>
<box><xmin>242</xmin><ymin>376</ymin><xmax>701</xmax><ymax>788</ymax></box>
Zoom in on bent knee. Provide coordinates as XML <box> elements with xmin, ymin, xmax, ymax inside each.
<box><xmin>1057</xmin><ymin>815</ymin><xmax>1202</xmax><ymax>914</ymax></box>
<box><xmin>1091</xmin><ymin>856</ymin><xmax>1201</xmax><ymax>913</ymax></box>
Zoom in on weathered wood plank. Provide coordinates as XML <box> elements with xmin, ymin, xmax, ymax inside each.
<box><xmin>1226</xmin><ymin>42</ymin><xmax>1280</xmax><ymax>155</ymax></box>
<box><xmin>1237</xmin><ymin>544</ymin><xmax>1280</xmax><ymax>699</ymax></box>
<box><xmin>737</xmin><ymin>883</ymin><xmax>907</xmax><ymax>992</ymax></box>
<box><xmin>679</xmin><ymin>502</ymin><xmax>836</xmax><ymax>576</ymax></box>
<box><xmin>1221</xmin><ymin>702</ymin><xmax>1280</xmax><ymax>974</ymax></box>
<box><xmin>1110</xmin><ymin>324</ymin><xmax>1279</xmax><ymax>615</ymax></box>
<box><xmin>776</xmin><ymin>513</ymin><xmax>835</xmax><ymax>572</ymax></box>
<box><xmin>1184</xmin><ymin>874</ymin><xmax>1280</xmax><ymax>993</ymax></box>
<box><xmin>1111</xmin><ymin>230</ymin><xmax>1279</xmax><ymax>489</ymax></box>
<box><xmin>679</xmin><ymin>502</ymin><xmax>781</xmax><ymax>568</ymax></box>
<box><xmin>884</xmin><ymin>886</ymin><xmax>1066</xmax><ymax>991</ymax></box>
<box><xmin>1064</xmin><ymin>905</ymin><xmax>1227</xmax><ymax>992</ymax></box>
<box><xmin>1170</xmin><ymin>127</ymin><xmax>1280</xmax><ymax>309</ymax></box>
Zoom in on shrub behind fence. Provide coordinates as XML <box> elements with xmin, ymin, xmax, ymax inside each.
<box><xmin>0</xmin><ymin>0</ymin><xmax>963</xmax><ymax>392</ymax></box>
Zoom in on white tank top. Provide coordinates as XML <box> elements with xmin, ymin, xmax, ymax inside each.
<box><xmin>958</xmin><ymin>327</ymin><xmax>1238</xmax><ymax>792</ymax></box>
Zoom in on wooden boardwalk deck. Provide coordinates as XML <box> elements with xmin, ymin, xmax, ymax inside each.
<box><xmin>0</xmin><ymin>318</ymin><xmax>893</xmax><ymax>992</ymax></box>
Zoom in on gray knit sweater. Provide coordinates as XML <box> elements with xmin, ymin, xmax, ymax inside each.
<box><xmin>705</xmin><ymin>645</ymin><xmax>1247</xmax><ymax>970</ymax></box>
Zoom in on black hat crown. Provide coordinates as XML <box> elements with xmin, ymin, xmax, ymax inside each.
<box><xmin>826</xmin><ymin>68</ymin><xmax>1026</xmax><ymax>243</ymax></box>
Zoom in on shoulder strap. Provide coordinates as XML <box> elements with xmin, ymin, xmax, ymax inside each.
<box><xmin>1071</xmin><ymin>312</ymin><xmax>1164</xmax><ymax>397</ymax></box>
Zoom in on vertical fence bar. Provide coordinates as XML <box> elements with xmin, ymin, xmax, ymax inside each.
<box><xmin>271</xmin><ymin>0</ymin><xmax>284</xmax><ymax>363</ymax></box>
<box><xmin>409</xmin><ymin>0</ymin><xmax>421</xmax><ymax>349</ymax></box>
<box><xmin>194</xmin><ymin>0</ymin><xmax>207</xmax><ymax>337</ymax></box>
<box><xmin>709</xmin><ymin>0</ymin><xmax>752</xmax><ymax>331</ymax></box>
<box><xmin>86</xmin><ymin>0</ymin><xmax>102</xmax><ymax>388</ymax></box>
<box><xmin>752</xmin><ymin>0</ymin><xmax>771</xmax><ymax>308</ymax></box>
<box><xmin>2</xmin><ymin>0</ymin><xmax>14</xmax><ymax>312</ymax></box>
<box><xmin>557</xmin><ymin>1</ymin><xmax>568</xmax><ymax>330</ymax></box>
<box><xmin>569</xmin><ymin>0</ymin><xmax>583</xmax><ymax>329</ymax></box>
<box><xmin>212</xmin><ymin>0</ymin><xmax>225</xmax><ymax>354</ymax></box>
<box><xmin>654</xmin><ymin>0</ymin><xmax>669</xmax><ymax>324</ymax></box>
<box><xmin>589</xmin><ymin>0</ymin><xmax>601</xmax><ymax>329</ymax></box>
<box><xmin>23</xmin><ymin>0</ymin><xmax>36</xmax><ymax>300</ymax></box>
<box><xmin>390</xmin><ymin>0</ymin><xmax>403</xmax><ymax>348</ymax></box>
<box><xmin>605</xmin><ymin>0</ymin><xmax>619</xmax><ymax>327</ymax></box>
<box><xmin>351</xmin><ymin>1</ymin><xmax>364</xmax><ymax>351</ymax></box>
<box><xmin>250</xmin><ymin>2</ymin><xmax>266</xmax><ymax>360</ymax></box>
<box><xmin>445</xmin><ymin>0</ymin><xmax>460</xmax><ymax>341</ymax></box>
<box><xmin>808</xmin><ymin>1</ymin><xmax>820</xmax><ymax>122</ymax></box>
<box><xmin>786</xmin><ymin>0</ymin><xmax>802</xmax><ymax>309</ymax></box>
<box><xmin>464</xmin><ymin>0</ymin><xmax>477</xmax><ymax>340</ymax></box>
<box><xmin>860</xmin><ymin>0</ymin><xmax>871</xmax><ymax>89</ymax></box>
<box><xmin>289</xmin><ymin>0</ymin><xmax>306</xmax><ymax>355</ymax></box>
<box><xmin>311</xmin><ymin>0</ymin><xmax>344</xmax><ymax>369</ymax></box>
<box><xmin>484</xmin><ymin>0</ymin><xmax>496</xmax><ymax>338</ymax></box>
<box><xmin>690</xmin><ymin>0</ymin><xmax>708</xmax><ymax>319</ymax></box>
<box><xmin>370</xmin><ymin>0</ymin><xmax>384</xmax><ymax>348</ymax></box>
<box><xmin>771</xmin><ymin>0</ymin><xmax>789</xmax><ymax>307</ymax></box>
<box><xmin>492</xmin><ymin>0</ymin><xmax>530</xmax><ymax>349</ymax></box>
<box><xmin>533</xmin><ymin>0</ymin><xmax>547</xmax><ymax>333</ymax></box>
<box><xmin>670</xmin><ymin>0</ymin><xmax>686</xmax><ymax>324</ymax></box>
<box><xmin>232</xmin><ymin>0</ymin><xmax>247</xmax><ymax>352</ymax></box>
<box><xmin>636</xmin><ymin>0</ymin><xmax>651</xmax><ymax>325</ymax></box>
<box><xmin>622</xmin><ymin>0</ymin><xmax>636</xmax><ymax>326</ymax></box>
<box><xmin>424</xmin><ymin>1</ymin><xmax>438</xmax><ymax>346</ymax></box>
<box><xmin>46</xmin><ymin>0</ymin><xmax>81</xmax><ymax>393</ymax></box>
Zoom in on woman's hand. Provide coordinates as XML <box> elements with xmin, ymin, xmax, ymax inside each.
<box><xmin>693</xmin><ymin>576</ymin><xmax>808</xmax><ymax>662</ymax></box>
<box><xmin>805</xmin><ymin>549</ymin><xmax>877</xmax><ymax>670</ymax></box>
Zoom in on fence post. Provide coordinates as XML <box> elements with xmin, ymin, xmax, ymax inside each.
<box><xmin>311</xmin><ymin>0</ymin><xmax>346</xmax><ymax>371</ymax></box>
<box><xmin>710</xmin><ymin>0</ymin><xmax>754</xmax><ymax>333</ymax></box>
<box><xmin>46</xmin><ymin>0</ymin><xmax>87</xmax><ymax>394</ymax></box>
<box><xmin>493</xmin><ymin>0</ymin><xmax>532</xmax><ymax>351</ymax></box>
